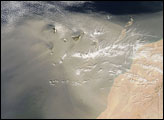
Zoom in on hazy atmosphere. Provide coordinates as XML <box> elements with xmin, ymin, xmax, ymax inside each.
<box><xmin>1</xmin><ymin>1</ymin><xmax>163</xmax><ymax>119</ymax></box>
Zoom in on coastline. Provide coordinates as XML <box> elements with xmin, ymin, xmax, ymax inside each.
<box><xmin>97</xmin><ymin>39</ymin><xmax>163</xmax><ymax>119</ymax></box>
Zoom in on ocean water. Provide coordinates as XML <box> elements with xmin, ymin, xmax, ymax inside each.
<box><xmin>1</xmin><ymin>1</ymin><xmax>163</xmax><ymax>119</ymax></box>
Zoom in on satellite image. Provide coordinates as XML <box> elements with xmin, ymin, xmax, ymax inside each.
<box><xmin>1</xmin><ymin>1</ymin><xmax>163</xmax><ymax>119</ymax></box>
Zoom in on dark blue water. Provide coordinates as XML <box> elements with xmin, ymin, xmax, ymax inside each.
<box><xmin>64</xmin><ymin>1</ymin><xmax>163</xmax><ymax>15</ymax></box>
<box><xmin>1</xmin><ymin>1</ymin><xmax>163</xmax><ymax>119</ymax></box>
<box><xmin>1</xmin><ymin>1</ymin><xmax>163</xmax><ymax>25</ymax></box>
